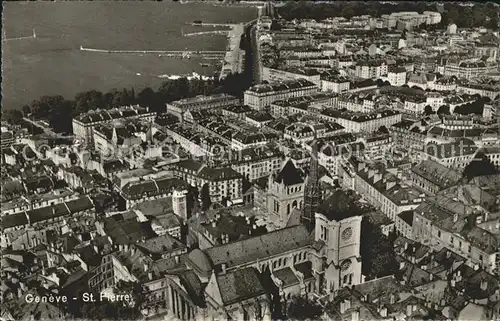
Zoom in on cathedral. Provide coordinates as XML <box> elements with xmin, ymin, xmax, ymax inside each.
<box><xmin>146</xmin><ymin>155</ymin><xmax>368</xmax><ymax>320</ymax></box>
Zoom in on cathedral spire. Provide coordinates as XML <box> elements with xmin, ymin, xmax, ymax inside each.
<box><xmin>302</xmin><ymin>127</ymin><xmax>321</xmax><ymax>232</ymax></box>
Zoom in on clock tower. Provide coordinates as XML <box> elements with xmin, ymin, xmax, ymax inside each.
<box><xmin>313</xmin><ymin>190</ymin><xmax>363</xmax><ymax>293</ymax></box>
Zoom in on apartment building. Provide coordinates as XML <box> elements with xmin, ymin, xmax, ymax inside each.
<box><xmin>166</xmin><ymin>94</ymin><xmax>240</xmax><ymax>122</ymax></box>
<box><xmin>342</xmin><ymin>159</ymin><xmax>424</xmax><ymax>223</ymax></box>
<box><xmin>320</xmin><ymin>109</ymin><xmax>402</xmax><ymax>133</ymax></box>
<box><xmin>443</xmin><ymin>61</ymin><xmax>499</xmax><ymax>81</ymax></box>
<box><xmin>410</xmin><ymin>159</ymin><xmax>462</xmax><ymax>195</ymax></box>
<box><xmin>387</xmin><ymin>66</ymin><xmax>407</xmax><ymax>86</ymax></box>
<box><xmin>171</xmin><ymin>159</ymin><xmax>243</xmax><ymax>203</ymax></box>
<box><xmin>354</xmin><ymin>60</ymin><xmax>388</xmax><ymax>79</ymax></box>
<box><xmin>72</xmin><ymin>105</ymin><xmax>156</xmax><ymax>146</ymax></box>
<box><xmin>270</xmin><ymin>93</ymin><xmax>337</xmax><ymax>118</ymax></box>
<box><xmin>321</xmin><ymin>75</ymin><xmax>351</xmax><ymax>93</ymax></box>
<box><xmin>244</xmin><ymin>79</ymin><xmax>318</xmax><ymax>110</ymax></box>
<box><xmin>423</xmin><ymin>138</ymin><xmax>478</xmax><ymax>169</ymax></box>
<box><xmin>262</xmin><ymin>67</ymin><xmax>321</xmax><ymax>88</ymax></box>
<box><xmin>412</xmin><ymin>196</ymin><xmax>499</xmax><ymax>274</ymax></box>
<box><xmin>456</xmin><ymin>80</ymin><xmax>500</xmax><ymax>101</ymax></box>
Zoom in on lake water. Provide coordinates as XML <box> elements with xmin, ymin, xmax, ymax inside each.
<box><xmin>2</xmin><ymin>1</ymin><xmax>257</xmax><ymax>109</ymax></box>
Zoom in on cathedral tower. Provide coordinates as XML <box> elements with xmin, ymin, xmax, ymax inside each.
<box><xmin>302</xmin><ymin>129</ymin><xmax>322</xmax><ymax>231</ymax></box>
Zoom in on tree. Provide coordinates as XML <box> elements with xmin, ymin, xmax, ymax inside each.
<box><xmin>424</xmin><ymin>105</ymin><xmax>434</xmax><ymax>115</ymax></box>
<box><xmin>74</xmin><ymin>90</ymin><xmax>105</xmax><ymax>115</ymax></box>
<box><xmin>2</xmin><ymin>109</ymin><xmax>24</xmax><ymax>125</ymax></box>
<box><xmin>360</xmin><ymin>217</ymin><xmax>398</xmax><ymax>279</ymax></box>
<box><xmin>378</xmin><ymin>125</ymin><xmax>389</xmax><ymax>134</ymax></box>
<box><xmin>462</xmin><ymin>151</ymin><xmax>499</xmax><ymax>181</ymax></box>
<box><xmin>437</xmin><ymin>105</ymin><xmax>450</xmax><ymax>115</ymax></box>
<box><xmin>21</xmin><ymin>105</ymin><xmax>31</xmax><ymax>116</ymax></box>
<box><xmin>200</xmin><ymin>183</ymin><xmax>212</xmax><ymax>211</ymax></box>
<box><xmin>286</xmin><ymin>296</ymin><xmax>323</xmax><ymax>320</ymax></box>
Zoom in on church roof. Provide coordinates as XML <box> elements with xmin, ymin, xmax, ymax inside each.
<box><xmin>317</xmin><ymin>190</ymin><xmax>368</xmax><ymax>221</ymax></box>
<box><xmin>205</xmin><ymin>225</ymin><xmax>311</xmax><ymax>268</ymax></box>
<box><xmin>274</xmin><ymin>160</ymin><xmax>305</xmax><ymax>186</ymax></box>
<box><xmin>187</xmin><ymin>249</ymin><xmax>213</xmax><ymax>273</ymax></box>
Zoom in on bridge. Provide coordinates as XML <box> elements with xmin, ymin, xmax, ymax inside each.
<box><xmin>80</xmin><ymin>46</ymin><xmax>226</xmax><ymax>59</ymax></box>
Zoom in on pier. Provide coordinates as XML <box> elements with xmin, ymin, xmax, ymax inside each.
<box><xmin>79</xmin><ymin>46</ymin><xmax>226</xmax><ymax>59</ymax></box>
<box><xmin>183</xmin><ymin>30</ymin><xmax>230</xmax><ymax>37</ymax></box>
<box><xmin>188</xmin><ymin>22</ymin><xmax>236</xmax><ymax>27</ymax></box>
<box><xmin>2</xmin><ymin>28</ymin><xmax>37</xmax><ymax>42</ymax></box>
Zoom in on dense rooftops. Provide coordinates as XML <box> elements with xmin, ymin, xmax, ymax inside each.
<box><xmin>246</xmin><ymin>79</ymin><xmax>316</xmax><ymax>94</ymax></box>
<box><xmin>321</xmin><ymin>109</ymin><xmax>400</xmax><ymax>122</ymax></box>
<box><xmin>74</xmin><ymin>105</ymin><xmax>153</xmax><ymax>124</ymax></box>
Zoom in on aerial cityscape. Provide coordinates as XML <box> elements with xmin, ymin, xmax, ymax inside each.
<box><xmin>1</xmin><ymin>1</ymin><xmax>500</xmax><ymax>320</ymax></box>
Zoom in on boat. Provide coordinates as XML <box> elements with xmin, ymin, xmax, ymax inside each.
<box><xmin>200</xmin><ymin>63</ymin><xmax>210</xmax><ymax>67</ymax></box>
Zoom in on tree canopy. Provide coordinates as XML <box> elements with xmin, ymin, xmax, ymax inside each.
<box><xmin>286</xmin><ymin>296</ymin><xmax>323</xmax><ymax>320</ymax></box>
<box><xmin>462</xmin><ymin>151</ymin><xmax>499</xmax><ymax>181</ymax></box>
<box><xmin>360</xmin><ymin>216</ymin><xmax>398</xmax><ymax>279</ymax></box>
<box><xmin>200</xmin><ymin>183</ymin><xmax>212</xmax><ymax>211</ymax></box>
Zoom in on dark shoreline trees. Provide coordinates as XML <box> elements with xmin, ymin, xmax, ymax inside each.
<box><xmin>8</xmin><ymin>73</ymin><xmax>249</xmax><ymax>134</ymax></box>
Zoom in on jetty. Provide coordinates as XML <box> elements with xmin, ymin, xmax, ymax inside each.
<box><xmin>2</xmin><ymin>28</ymin><xmax>37</xmax><ymax>42</ymax></box>
<box><xmin>79</xmin><ymin>46</ymin><xmax>226</xmax><ymax>59</ymax></box>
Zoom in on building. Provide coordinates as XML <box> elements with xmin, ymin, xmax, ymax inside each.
<box><xmin>388</xmin><ymin>66</ymin><xmax>407</xmax><ymax>86</ymax></box>
<box><xmin>412</xmin><ymin>196</ymin><xmax>499</xmax><ymax>274</ymax></box>
<box><xmin>72</xmin><ymin>105</ymin><xmax>156</xmax><ymax>146</ymax></box>
<box><xmin>320</xmin><ymin>109</ymin><xmax>402</xmax><ymax>133</ymax></box>
<box><xmin>321</xmin><ymin>75</ymin><xmax>351</xmax><ymax>93</ymax></box>
<box><xmin>423</xmin><ymin>138</ymin><xmax>478</xmax><ymax>169</ymax></box>
<box><xmin>267</xmin><ymin>160</ymin><xmax>306</xmax><ymax>228</ymax></box>
<box><xmin>456</xmin><ymin>79</ymin><xmax>500</xmax><ymax>101</ymax></box>
<box><xmin>410</xmin><ymin>160</ymin><xmax>462</xmax><ymax>195</ymax></box>
<box><xmin>243</xmin><ymin>79</ymin><xmax>318</xmax><ymax>110</ymax></box>
<box><xmin>166</xmin><ymin>94</ymin><xmax>240</xmax><ymax>122</ymax></box>
<box><xmin>354</xmin><ymin>60</ymin><xmax>388</xmax><ymax>79</ymax></box>
<box><xmin>143</xmin><ymin>189</ymin><xmax>366</xmax><ymax>320</ymax></box>
<box><xmin>262</xmin><ymin>67</ymin><xmax>321</xmax><ymax>88</ymax></box>
<box><xmin>443</xmin><ymin>61</ymin><xmax>498</xmax><ymax>81</ymax></box>
<box><xmin>344</xmin><ymin>159</ymin><xmax>424</xmax><ymax>222</ymax></box>
<box><xmin>171</xmin><ymin>159</ymin><xmax>243</xmax><ymax>204</ymax></box>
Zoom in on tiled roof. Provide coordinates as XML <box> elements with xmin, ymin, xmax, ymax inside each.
<box><xmin>217</xmin><ymin>267</ymin><xmax>267</xmax><ymax>305</ymax></box>
<box><xmin>205</xmin><ymin>225</ymin><xmax>311</xmax><ymax>268</ymax></box>
<box><xmin>411</xmin><ymin>160</ymin><xmax>462</xmax><ymax>190</ymax></box>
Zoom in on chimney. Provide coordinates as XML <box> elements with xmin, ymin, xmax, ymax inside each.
<box><xmin>212</xmin><ymin>221</ymin><xmax>217</xmax><ymax>228</ymax></box>
<box><xmin>451</xmin><ymin>279</ymin><xmax>456</xmax><ymax>287</ymax></box>
<box><xmin>175</xmin><ymin>255</ymin><xmax>180</xmax><ymax>264</ymax></box>
<box><xmin>380</xmin><ymin>307</ymin><xmax>388</xmax><ymax>317</ymax></box>
<box><xmin>399</xmin><ymin>261</ymin><xmax>405</xmax><ymax>270</ymax></box>
<box><xmin>143</xmin><ymin>263</ymin><xmax>148</xmax><ymax>272</ymax></box>
<box><xmin>404</xmin><ymin>242</ymin><xmax>408</xmax><ymax>250</ymax></box>
<box><xmin>430</xmin><ymin>274</ymin><xmax>433</xmax><ymax>281</ymax></box>
<box><xmin>148</xmin><ymin>272</ymin><xmax>153</xmax><ymax>280</ymax></box>
<box><xmin>220</xmin><ymin>263</ymin><xmax>227</xmax><ymax>275</ymax></box>
<box><xmin>390</xmin><ymin>294</ymin><xmax>395</xmax><ymax>304</ymax></box>
<box><xmin>480</xmin><ymin>279</ymin><xmax>488</xmax><ymax>291</ymax></box>
<box><xmin>453</xmin><ymin>214</ymin><xmax>458</xmax><ymax>222</ymax></box>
